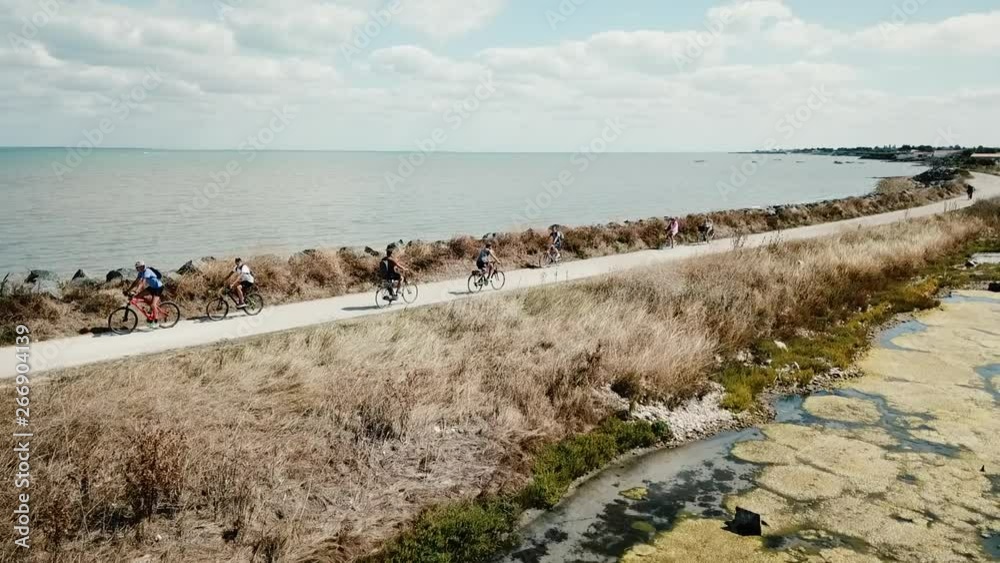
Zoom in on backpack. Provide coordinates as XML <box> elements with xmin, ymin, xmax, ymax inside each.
<box><xmin>150</xmin><ymin>267</ymin><xmax>163</xmax><ymax>280</ymax></box>
<box><xmin>378</xmin><ymin>258</ymin><xmax>391</xmax><ymax>279</ymax></box>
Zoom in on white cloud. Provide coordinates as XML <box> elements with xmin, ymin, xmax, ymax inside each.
<box><xmin>370</xmin><ymin>45</ymin><xmax>487</xmax><ymax>82</ymax></box>
<box><xmin>748</xmin><ymin>5</ymin><xmax>1000</xmax><ymax>57</ymax></box>
<box><xmin>765</xmin><ymin>19</ymin><xmax>844</xmax><ymax>54</ymax></box>
<box><xmin>224</xmin><ymin>1</ymin><xmax>368</xmax><ymax>53</ymax></box>
<box><xmin>0</xmin><ymin>0</ymin><xmax>998</xmax><ymax>150</ymax></box>
<box><xmin>709</xmin><ymin>0</ymin><xmax>793</xmax><ymax>32</ymax></box>
<box><xmin>480</xmin><ymin>42</ymin><xmax>608</xmax><ymax>80</ymax></box>
<box><xmin>855</xmin><ymin>10</ymin><xmax>1000</xmax><ymax>54</ymax></box>
<box><xmin>396</xmin><ymin>0</ymin><xmax>506</xmax><ymax>40</ymax></box>
<box><xmin>589</xmin><ymin>29</ymin><xmax>729</xmax><ymax>72</ymax></box>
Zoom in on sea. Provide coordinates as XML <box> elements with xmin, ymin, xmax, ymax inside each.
<box><xmin>0</xmin><ymin>148</ymin><xmax>926</xmax><ymax>277</ymax></box>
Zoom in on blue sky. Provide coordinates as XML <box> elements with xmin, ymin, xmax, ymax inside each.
<box><xmin>1</xmin><ymin>0</ymin><xmax>998</xmax><ymax>151</ymax></box>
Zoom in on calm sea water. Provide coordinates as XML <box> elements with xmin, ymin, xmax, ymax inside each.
<box><xmin>0</xmin><ymin>148</ymin><xmax>924</xmax><ymax>277</ymax></box>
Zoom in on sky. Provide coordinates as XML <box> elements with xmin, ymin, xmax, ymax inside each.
<box><xmin>1</xmin><ymin>0</ymin><xmax>999</xmax><ymax>152</ymax></box>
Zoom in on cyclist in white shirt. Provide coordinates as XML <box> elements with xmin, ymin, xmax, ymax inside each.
<box><xmin>226</xmin><ymin>257</ymin><xmax>255</xmax><ymax>308</ymax></box>
<box><xmin>548</xmin><ymin>225</ymin><xmax>565</xmax><ymax>261</ymax></box>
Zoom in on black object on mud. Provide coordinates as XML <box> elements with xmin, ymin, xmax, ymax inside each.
<box><xmin>725</xmin><ymin>507</ymin><xmax>767</xmax><ymax>537</ymax></box>
<box><xmin>989</xmin><ymin>282</ymin><xmax>1000</xmax><ymax>293</ymax></box>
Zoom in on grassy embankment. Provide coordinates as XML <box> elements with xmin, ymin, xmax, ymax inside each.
<box><xmin>0</xmin><ymin>174</ymin><xmax>968</xmax><ymax>345</ymax></box>
<box><xmin>2</xmin><ymin>196</ymin><xmax>997</xmax><ymax>562</ymax></box>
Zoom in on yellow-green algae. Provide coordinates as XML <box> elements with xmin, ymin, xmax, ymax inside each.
<box><xmin>802</xmin><ymin>395</ymin><xmax>881</xmax><ymax>424</ymax></box>
<box><xmin>621</xmin><ymin>519</ymin><xmax>790</xmax><ymax>562</ymax></box>
<box><xmin>624</xmin><ymin>294</ymin><xmax>1000</xmax><ymax>562</ymax></box>
<box><xmin>620</xmin><ymin>518</ymin><xmax>883</xmax><ymax>562</ymax></box>
<box><xmin>755</xmin><ymin>465</ymin><xmax>846</xmax><ymax>502</ymax></box>
<box><xmin>621</xmin><ymin>487</ymin><xmax>650</xmax><ymax>501</ymax></box>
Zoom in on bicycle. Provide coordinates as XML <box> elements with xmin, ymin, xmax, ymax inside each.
<box><xmin>206</xmin><ymin>285</ymin><xmax>264</xmax><ymax>321</ymax></box>
<box><xmin>468</xmin><ymin>265</ymin><xmax>506</xmax><ymax>293</ymax></box>
<box><xmin>375</xmin><ymin>278</ymin><xmax>418</xmax><ymax>309</ymax></box>
<box><xmin>539</xmin><ymin>246</ymin><xmax>562</xmax><ymax>268</ymax></box>
<box><xmin>107</xmin><ymin>293</ymin><xmax>181</xmax><ymax>335</ymax></box>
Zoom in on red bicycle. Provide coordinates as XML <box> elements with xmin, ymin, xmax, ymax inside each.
<box><xmin>107</xmin><ymin>293</ymin><xmax>181</xmax><ymax>335</ymax></box>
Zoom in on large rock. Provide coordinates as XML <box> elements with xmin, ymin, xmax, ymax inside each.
<box><xmin>289</xmin><ymin>249</ymin><xmax>320</xmax><ymax>263</ymax></box>
<box><xmin>162</xmin><ymin>270</ymin><xmax>184</xmax><ymax>287</ymax></box>
<box><xmin>971</xmin><ymin>253</ymin><xmax>1000</xmax><ymax>265</ymax></box>
<box><xmin>69</xmin><ymin>269</ymin><xmax>99</xmax><ymax>287</ymax></box>
<box><xmin>106</xmin><ymin>268</ymin><xmax>134</xmax><ymax>284</ymax></box>
<box><xmin>32</xmin><ymin>279</ymin><xmax>62</xmax><ymax>299</ymax></box>
<box><xmin>25</xmin><ymin>270</ymin><xmax>59</xmax><ymax>284</ymax></box>
<box><xmin>177</xmin><ymin>258</ymin><xmax>213</xmax><ymax>275</ymax></box>
<box><xmin>23</xmin><ymin>271</ymin><xmax>62</xmax><ymax>299</ymax></box>
<box><xmin>1</xmin><ymin>271</ymin><xmax>30</xmax><ymax>295</ymax></box>
<box><xmin>913</xmin><ymin>167</ymin><xmax>959</xmax><ymax>185</ymax></box>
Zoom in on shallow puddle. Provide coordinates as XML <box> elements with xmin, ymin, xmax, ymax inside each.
<box><xmin>502</xmin><ymin>428</ymin><xmax>763</xmax><ymax>563</ymax></box>
<box><xmin>503</xmin><ymin>291</ymin><xmax>1000</xmax><ymax>562</ymax></box>
<box><xmin>877</xmin><ymin>319</ymin><xmax>929</xmax><ymax>353</ymax></box>
<box><xmin>975</xmin><ymin>364</ymin><xmax>1000</xmax><ymax>403</ymax></box>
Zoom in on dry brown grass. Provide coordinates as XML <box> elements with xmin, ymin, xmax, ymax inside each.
<box><xmin>2</xmin><ymin>181</ymin><xmax>967</xmax><ymax>345</ymax></box>
<box><xmin>875</xmin><ymin>176</ymin><xmax>919</xmax><ymax>194</ymax></box>
<box><xmin>0</xmin><ymin>209</ymin><xmax>986</xmax><ymax>562</ymax></box>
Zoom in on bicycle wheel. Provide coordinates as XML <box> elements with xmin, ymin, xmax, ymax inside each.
<box><xmin>206</xmin><ymin>298</ymin><xmax>229</xmax><ymax>321</ymax></box>
<box><xmin>491</xmin><ymin>270</ymin><xmax>506</xmax><ymax>290</ymax></box>
<box><xmin>158</xmin><ymin>302</ymin><xmax>182</xmax><ymax>328</ymax></box>
<box><xmin>108</xmin><ymin>307</ymin><xmax>138</xmax><ymax>335</ymax></box>
<box><xmin>400</xmin><ymin>281</ymin><xmax>419</xmax><ymax>304</ymax></box>
<box><xmin>468</xmin><ymin>272</ymin><xmax>484</xmax><ymax>293</ymax></box>
<box><xmin>244</xmin><ymin>293</ymin><xmax>264</xmax><ymax>316</ymax></box>
<box><xmin>539</xmin><ymin>253</ymin><xmax>554</xmax><ymax>268</ymax></box>
<box><xmin>375</xmin><ymin>287</ymin><xmax>394</xmax><ymax>309</ymax></box>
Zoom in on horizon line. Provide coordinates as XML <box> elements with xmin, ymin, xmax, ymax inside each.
<box><xmin>0</xmin><ymin>146</ymin><xmax>985</xmax><ymax>154</ymax></box>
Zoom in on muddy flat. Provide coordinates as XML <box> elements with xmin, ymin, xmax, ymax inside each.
<box><xmin>621</xmin><ymin>291</ymin><xmax>1000</xmax><ymax>562</ymax></box>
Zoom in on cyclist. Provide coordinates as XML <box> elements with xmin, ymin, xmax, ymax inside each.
<box><xmin>548</xmin><ymin>225</ymin><xmax>565</xmax><ymax>261</ymax></box>
<box><xmin>476</xmin><ymin>242</ymin><xmax>500</xmax><ymax>279</ymax></box>
<box><xmin>380</xmin><ymin>246</ymin><xmax>410</xmax><ymax>300</ymax></box>
<box><xmin>226</xmin><ymin>257</ymin><xmax>255</xmax><ymax>308</ymax></box>
<box><xmin>698</xmin><ymin>218</ymin><xmax>715</xmax><ymax>243</ymax></box>
<box><xmin>666</xmin><ymin>217</ymin><xmax>680</xmax><ymax>249</ymax></box>
<box><xmin>125</xmin><ymin>260</ymin><xmax>164</xmax><ymax>328</ymax></box>
<box><xmin>967</xmin><ymin>184</ymin><xmax>975</xmax><ymax>200</ymax></box>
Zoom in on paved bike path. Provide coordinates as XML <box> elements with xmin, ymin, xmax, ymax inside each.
<box><xmin>4</xmin><ymin>173</ymin><xmax>997</xmax><ymax>378</ymax></box>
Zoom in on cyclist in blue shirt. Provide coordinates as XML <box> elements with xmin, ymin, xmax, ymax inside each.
<box><xmin>476</xmin><ymin>242</ymin><xmax>500</xmax><ymax>279</ymax></box>
<box><xmin>125</xmin><ymin>260</ymin><xmax>165</xmax><ymax>328</ymax></box>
